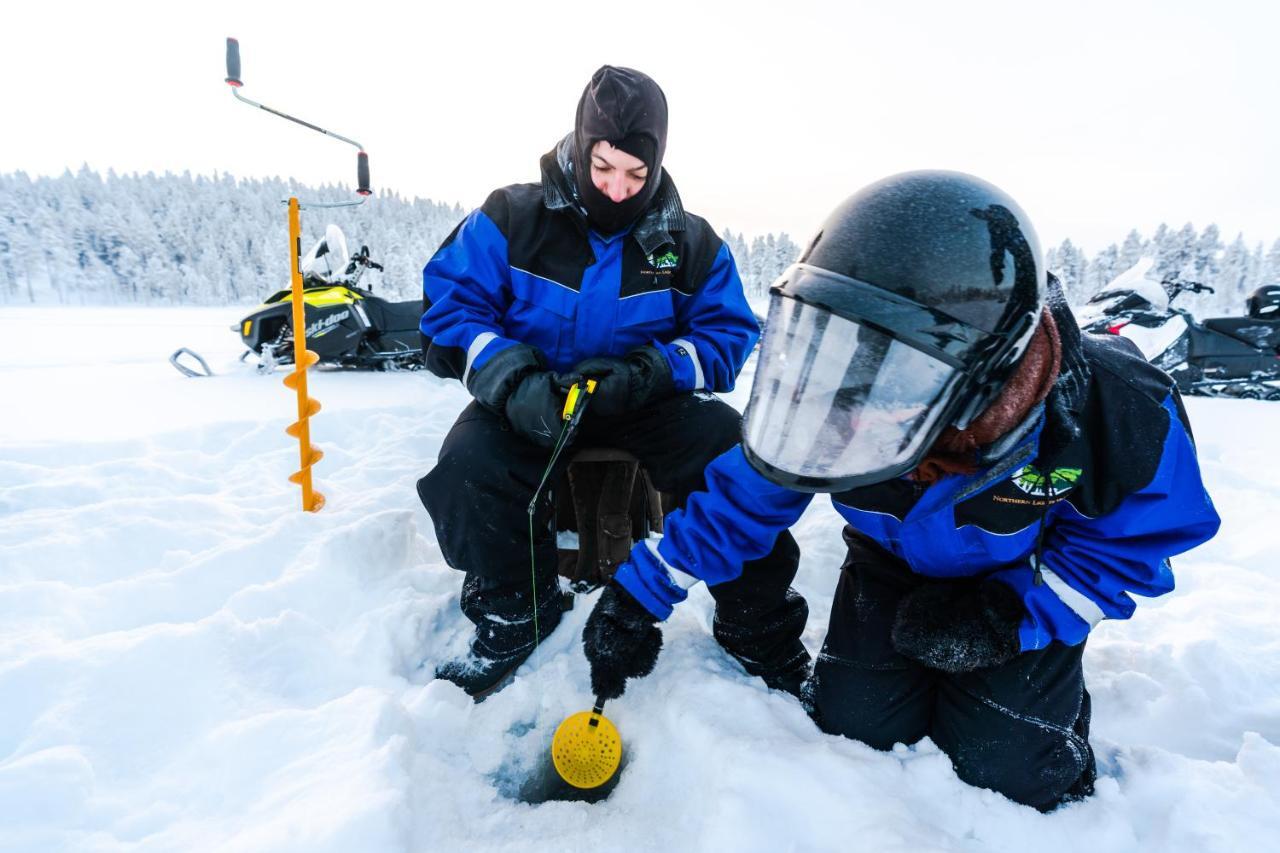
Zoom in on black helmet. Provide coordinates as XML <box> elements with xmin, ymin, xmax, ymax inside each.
<box><xmin>742</xmin><ymin>170</ymin><xmax>1046</xmax><ymax>492</ymax></box>
<box><xmin>1246</xmin><ymin>284</ymin><xmax>1280</xmax><ymax>320</ymax></box>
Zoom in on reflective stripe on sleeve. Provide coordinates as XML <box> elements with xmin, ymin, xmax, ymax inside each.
<box><xmin>1039</xmin><ymin>564</ymin><xmax>1107</xmax><ymax>628</ymax></box>
<box><xmin>645</xmin><ymin>539</ymin><xmax>700</xmax><ymax>590</ymax></box>
<box><xmin>672</xmin><ymin>337</ymin><xmax>705</xmax><ymax>390</ymax></box>
<box><xmin>462</xmin><ymin>331</ymin><xmax>498</xmax><ymax>386</ymax></box>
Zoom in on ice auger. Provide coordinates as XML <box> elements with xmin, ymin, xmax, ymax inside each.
<box><xmin>223</xmin><ymin>37</ymin><xmax>372</xmax><ymax>512</ymax></box>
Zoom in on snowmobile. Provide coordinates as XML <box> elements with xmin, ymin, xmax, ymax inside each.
<box><xmin>236</xmin><ymin>224</ymin><xmax>424</xmax><ymax>372</ymax></box>
<box><xmin>1076</xmin><ymin>258</ymin><xmax>1280</xmax><ymax>400</ymax></box>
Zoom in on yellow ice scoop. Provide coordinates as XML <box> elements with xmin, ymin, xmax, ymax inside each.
<box><xmin>551</xmin><ymin>701</ymin><xmax>622</xmax><ymax>789</ymax></box>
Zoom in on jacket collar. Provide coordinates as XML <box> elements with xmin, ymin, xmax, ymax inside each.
<box><xmin>540</xmin><ymin>135</ymin><xmax>686</xmax><ymax>256</ymax></box>
<box><xmin>973</xmin><ymin>276</ymin><xmax>1090</xmax><ymax>469</ymax></box>
<box><xmin>1035</xmin><ymin>274</ymin><xmax>1091</xmax><ymax>462</ymax></box>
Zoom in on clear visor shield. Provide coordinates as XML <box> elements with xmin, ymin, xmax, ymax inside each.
<box><xmin>743</xmin><ymin>294</ymin><xmax>961</xmax><ymax>489</ymax></box>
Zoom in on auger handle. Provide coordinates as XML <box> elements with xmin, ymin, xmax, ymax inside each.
<box><xmin>224</xmin><ymin>36</ymin><xmax>365</xmax><ymax>153</ymax></box>
<box><xmin>357</xmin><ymin>151</ymin><xmax>371</xmax><ymax>196</ymax></box>
<box><xmin>225</xmin><ymin>37</ymin><xmax>242</xmax><ymax>87</ymax></box>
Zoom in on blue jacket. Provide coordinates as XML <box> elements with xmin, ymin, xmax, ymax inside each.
<box><xmin>616</xmin><ymin>330</ymin><xmax>1221</xmax><ymax>652</ymax></box>
<box><xmin>420</xmin><ymin>138</ymin><xmax>759</xmax><ymax>392</ymax></box>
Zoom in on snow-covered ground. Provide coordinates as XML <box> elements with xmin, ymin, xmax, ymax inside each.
<box><xmin>1</xmin><ymin>306</ymin><xmax>1277</xmax><ymax>852</ymax></box>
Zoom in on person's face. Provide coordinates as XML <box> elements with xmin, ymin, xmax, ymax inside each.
<box><xmin>590</xmin><ymin>140</ymin><xmax>648</xmax><ymax>203</ymax></box>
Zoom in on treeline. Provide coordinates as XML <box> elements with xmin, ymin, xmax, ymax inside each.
<box><xmin>0</xmin><ymin>168</ymin><xmax>800</xmax><ymax>306</ymax></box>
<box><xmin>2</xmin><ymin>168</ymin><xmax>1276</xmax><ymax>318</ymax></box>
<box><xmin>720</xmin><ymin>230</ymin><xmax>801</xmax><ymax>298</ymax></box>
<box><xmin>0</xmin><ymin>167</ymin><xmax>464</xmax><ymax>305</ymax></box>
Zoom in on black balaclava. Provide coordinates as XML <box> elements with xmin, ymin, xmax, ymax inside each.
<box><xmin>572</xmin><ymin>65</ymin><xmax>668</xmax><ymax>235</ymax></box>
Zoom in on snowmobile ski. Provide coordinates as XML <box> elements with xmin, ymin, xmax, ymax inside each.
<box><xmin>169</xmin><ymin>347</ymin><xmax>213</xmax><ymax>378</ymax></box>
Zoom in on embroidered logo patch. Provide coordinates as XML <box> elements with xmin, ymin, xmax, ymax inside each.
<box><xmin>1010</xmin><ymin>465</ymin><xmax>1082</xmax><ymax>498</ymax></box>
<box><xmin>647</xmin><ymin>250</ymin><xmax>679</xmax><ymax>270</ymax></box>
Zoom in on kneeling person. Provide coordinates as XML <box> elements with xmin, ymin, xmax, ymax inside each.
<box><xmin>583</xmin><ymin>171</ymin><xmax>1221</xmax><ymax>810</ymax></box>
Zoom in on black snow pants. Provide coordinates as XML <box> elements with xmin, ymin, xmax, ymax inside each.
<box><xmin>810</xmin><ymin>529</ymin><xmax>1096</xmax><ymax>811</ymax></box>
<box><xmin>418</xmin><ymin>392</ymin><xmax>808</xmax><ymax>678</ymax></box>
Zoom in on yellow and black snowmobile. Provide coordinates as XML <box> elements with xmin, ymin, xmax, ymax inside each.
<box><xmin>237</xmin><ymin>224</ymin><xmax>424</xmax><ymax>372</ymax></box>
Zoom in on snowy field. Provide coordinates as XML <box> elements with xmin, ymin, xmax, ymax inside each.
<box><xmin>1</xmin><ymin>306</ymin><xmax>1278</xmax><ymax>853</ymax></box>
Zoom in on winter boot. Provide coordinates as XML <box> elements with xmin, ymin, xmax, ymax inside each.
<box><xmin>1057</xmin><ymin>689</ymin><xmax>1097</xmax><ymax>808</ymax></box>
<box><xmin>435</xmin><ymin>572</ymin><xmax>567</xmax><ymax>700</ymax></box>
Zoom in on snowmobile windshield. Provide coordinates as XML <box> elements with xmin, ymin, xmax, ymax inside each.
<box><xmin>300</xmin><ymin>224</ymin><xmax>351</xmax><ymax>284</ymax></box>
<box><xmin>1094</xmin><ymin>258</ymin><xmax>1169</xmax><ymax>314</ymax></box>
<box><xmin>742</xmin><ymin>291</ymin><xmax>961</xmax><ymax>492</ymax></box>
<box><xmin>1078</xmin><ymin>290</ymin><xmax>1148</xmax><ymax>326</ymax></box>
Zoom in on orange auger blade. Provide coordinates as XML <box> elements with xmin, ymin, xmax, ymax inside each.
<box><xmin>285</xmin><ymin>198</ymin><xmax>324</xmax><ymax>513</ymax></box>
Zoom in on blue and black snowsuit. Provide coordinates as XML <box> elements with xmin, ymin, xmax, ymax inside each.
<box><xmin>416</xmin><ymin>140</ymin><xmax>809</xmax><ymax>672</ymax></box>
<box><xmin>613</xmin><ymin>302</ymin><xmax>1221</xmax><ymax>809</ymax></box>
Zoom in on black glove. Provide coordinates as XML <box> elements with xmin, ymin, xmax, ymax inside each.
<box><xmin>890</xmin><ymin>577</ymin><xmax>1024</xmax><ymax>674</ymax></box>
<box><xmin>465</xmin><ymin>343</ymin><xmax>543</xmax><ymax>413</ymax></box>
<box><xmin>570</xmin><ymin>356</ymin><xmax>631</xmax><ymax>417</ymax></box>
<box><xmin>572</xmin><ymin>345</ymin><xmax>675</xmax><ymax>418</ymax></box>
<box><xmin>582</xmin><ymin>582</ymin><xmax>663</xmax><ymax>700</ymax></box>
<box><xmin>505</xmin><ymin>371</ymin><xmax>569</xmax><ymax>448</ymax></box>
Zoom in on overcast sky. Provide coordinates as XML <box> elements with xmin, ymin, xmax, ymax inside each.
<box><xmin>5</xmin><ymin>0</ymin><xmax>1277</xmax><ymax>253</ymax></box>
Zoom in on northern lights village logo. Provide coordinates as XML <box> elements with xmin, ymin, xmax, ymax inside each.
<box><xmin>647</xmin><ymin>250</ymin><xmax>679</xmax><ymax>270</ymax></box>
<box><xmin>1011</xmin><ymin>465</ymin><xmax>1082</xmax><ymax>498</ymax></box>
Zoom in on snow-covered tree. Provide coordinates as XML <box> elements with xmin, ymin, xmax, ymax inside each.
<box><xmin>1119</xmin><ymin>229</ymin><xmax>1146</xmax><ymax>270</ymax></box>
<box><xmin>1264</xmin><ymin>238</ymin><xmax>1280</xmax><ymax>286</ymax></box>
<box><xmin>1191</xmin><ymin>224</ymin><xmax>1221</xmax><ymax>285</ymax></box>
<box><xmin>1084</xmin><ymin>243</ymin><xmax>1120</xmax><ymax>295</ymax></box>
<box><xmin>1047</xmin><ymin>238</ymin><xmax>1087</xmax><ymax>302</ymax></box>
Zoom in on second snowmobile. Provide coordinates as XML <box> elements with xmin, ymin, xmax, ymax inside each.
<box><xmin>1076</xmin><ymin>258</ymin><xmax>1280</xmax><ymax>400</ymax></box>
<box><xmin>237</xmin><ymin>225</ymin><xmax>424</xmax><ymax>372</ymax></box>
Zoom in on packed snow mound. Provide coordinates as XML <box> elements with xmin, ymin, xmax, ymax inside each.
<box><xmin>1</xmin><ymin>307</ymin><xmax>1278</xmax><ymax>852</ymax></box>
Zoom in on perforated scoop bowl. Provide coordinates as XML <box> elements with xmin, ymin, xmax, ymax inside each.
<box><xmin>551</xmin><ymin>706</ymin><xmax>622</xmax><ymax>789</ymax></box>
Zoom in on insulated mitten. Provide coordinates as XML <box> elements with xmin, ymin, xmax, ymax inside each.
<box><xmin>505</xmin><ymin>371</ymin><xmax>568</xmax><ymax>448</ymax></box>
<box><xmin>625</xmin><ymin>345</ymin><xmax>675</xmax><ymax>408</ymax></box>
<box><xmin>572</xmin><ymin>345</ymin><xmax>675</xmax><ymax>418</ymax></box>
<box><xmin>466</xmin><ymin>343</ymin><xmax>544</xmax><ymax>413</ymax></box>
<box><xmin>890</xmin><ymin>577</ymin><xmax>1024</xmax><ymax>674</ymax></box>
<box><xmin>570</xmin><ymin>356</ymin><xmax>632</xmax><ymax>417</ymax></box>
<box><xmin>582</xmin><ymin>581</ymin><xmax>664</xmax><ymax>700</ymax></box>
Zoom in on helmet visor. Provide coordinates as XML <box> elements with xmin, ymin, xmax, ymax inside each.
<box><xmin>742</xmin><ymin>293</ymin><xmax>961</xmax><ymax>491</ymax></box>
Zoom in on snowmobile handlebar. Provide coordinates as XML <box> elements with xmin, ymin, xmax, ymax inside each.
<box><xmin>223</xmin><ymin>37</ymin><xmax>372</xmax><ymax>199</ymax></box>
<box><xmin>1164</xmin><ymin>278</ymin><xmax>1216</xmax><ymax>298</ymax></box>
<box><xmin>349</xmin><ymin>246</ymin><xmax>383</xmax><ymax>272</ymax></box>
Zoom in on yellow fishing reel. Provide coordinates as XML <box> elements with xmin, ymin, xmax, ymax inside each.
<box><xmin>551</xmin><ymin>702</ymin><xmax>622</xmax><ymax>789</ymax></box>
<box><xmin>562</xmin><ymin>379</ymin><xmax>598</xmax><ymax>422</ymax></box>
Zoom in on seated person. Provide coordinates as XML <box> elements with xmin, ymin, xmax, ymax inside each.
<box><xmin>418</xmin><ymin>66</ymin><xmax>807</xmax><ymax>698</ymax></box>
<box><xmin>583</xmin><ymin>171</ymin><xmax>1221</xmax><ymax>811</ymax></box>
